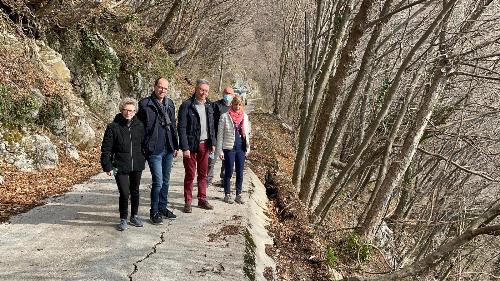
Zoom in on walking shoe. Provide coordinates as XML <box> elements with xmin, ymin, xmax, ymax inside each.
<box><xmin>118</xmin><ymin>219</ymin><xmax>128</xmax><ymax>231</ymax></box>
<box><xmin>150</xmin><ymin>212</ymin><xmax>163</xmax><ymax>225</ymax></box>
<box><xmin>198</xmin><ymin>200</ymin><xmax>214</xmax><ymax>210</ymax></box>
<box><xmin>183</xmin><ymin>204</ymin><xmax>192</xmax><ymax>213</ymax></box>
<box><xmin>160</xmin><ymin>209</ymin><xmax>177</xmax><ymax>220</ymax></box>
<box><xmin>235</xmin><ymin>195</ymin><xmax>244</xmax><ymax>204</ymax></box>
<box><xmin>224</xmin><ymin>194</ymin><xmax>234</xmax><ymax>204</ymax></box>
<box><xmin>130</xmin><ymin>215</ymin><xmax>144</xmax><ymax>227</ymax></box>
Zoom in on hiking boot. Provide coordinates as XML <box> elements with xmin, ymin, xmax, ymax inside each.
<box><xmin>224</xmin><ymin>194</ymin><xmax>234</xmax><ymax>204</ymax></box>
<box><xmin>198</xmin><ymin>200</ymin><xmax>214</xmax><ymax>210</ymax></box>
<box><xmin>160</xmin><ymin>209</ymin><xmax>177</xmax><ymax>220</ymax></box>
<box><xmin>235</xmin><ymin>195</ymin><xmax>244</xmax><ymax>204</ymax></box>
<box><xmin>183</xmin><ymin>204</ymin><xmax>192</xmax><ymax>213</ymax></box>
<box><xmin>118</xmin><ymin>219</ymin><xmax>128</xmax><ymax>231</ymax></box>
<box><xmin>130</xmin><ymin>215</ymin><xmax>144</xmax><ymax>227</ymax></box>
<box><xmin>150</xmin><ymin>212</ymin><xmax>163</xmax><ymax>225</ymax></box>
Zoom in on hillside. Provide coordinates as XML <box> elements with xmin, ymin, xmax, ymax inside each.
<box><xmin>1</xmin><ymin>1</ymin><xmax>500</xmax><ymax>281</ymax></box>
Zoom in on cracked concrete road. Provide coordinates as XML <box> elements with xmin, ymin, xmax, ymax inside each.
<box><xmin>0</xmin><ymin>157</ymin><xmax>275</xmax><ymax>281</ymax></box>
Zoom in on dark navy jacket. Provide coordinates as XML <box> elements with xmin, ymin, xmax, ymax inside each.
<box><xmin>178</xmin><ymin>95</ymin><xmax>216</xmax><ymax>152</ymax></box>
<box><xmin>212</xmin><ymin>99</ymin><xmax>231</xmax><ymax>137</ymax></box>
<box><xmin>137</xmin><ymin>94</ymin><xmax>179</xmax><ymax>155</ymax></box>
<box><xmin>100</xmin><ymin>114</ymin><xmax>146</xmax><ymax>173</ymax></box>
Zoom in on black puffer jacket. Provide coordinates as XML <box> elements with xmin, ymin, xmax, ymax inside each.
<box><xmin>100</xmin><ymin>114</ymin><xmax>146</xmax><ymax>173</ymax></box>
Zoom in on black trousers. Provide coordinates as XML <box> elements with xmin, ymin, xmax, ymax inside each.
<box><xmin>115</xmin><ymin>171</ymin><xmax>142</xmax><ymax>219</ymax></box>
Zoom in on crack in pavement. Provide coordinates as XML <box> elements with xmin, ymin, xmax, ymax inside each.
<box><xmin>128</xmin><ymin>223</ymin><xmax>171</xmax><ymax>281</ymax></box>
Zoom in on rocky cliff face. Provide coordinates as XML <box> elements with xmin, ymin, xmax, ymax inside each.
<box><xmin>0</xmin><ymin>9</ymin><xmax>181</xmax><ymax>174</ymax></box>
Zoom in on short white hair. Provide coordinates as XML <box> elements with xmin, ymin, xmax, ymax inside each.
<box><xmin>119</xmin><ymin>97</ymin><xmax>138</xmax><ymax>111</ymax></box>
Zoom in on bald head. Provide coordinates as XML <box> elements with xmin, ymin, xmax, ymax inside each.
<box><xmin>222</xmin><ymin>87</ymin><xmax>235</xmax><ymax>105</ymax></box>
<box><xmin>223</xmin><ymin>87</ymin><xmax>234</xmax><ymax>95</ymax></box>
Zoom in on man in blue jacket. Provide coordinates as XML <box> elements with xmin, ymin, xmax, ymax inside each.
<box><xmin>178</xmin><ymin>79</ymin><xmax>216</xmax><ymax>213</ymax></box>
<box><xmin>138</xmin><ymin>77</ymin><xmax>179</xmax><ymax>225</ymax></box>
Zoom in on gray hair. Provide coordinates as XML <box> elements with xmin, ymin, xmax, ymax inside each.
<box><xmin>119</xmin><ymin>97</ymin><xmax>138</xmax><ymax>111</ymax></box>
<box><xmin>196</xmin><ymin>79</ymin><xmax>210</xmax><ymax>87</ymax></box>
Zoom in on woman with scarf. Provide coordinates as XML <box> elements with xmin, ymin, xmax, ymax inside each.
<box><xmin>216</xmin><ymin>96</ymin><xmax>251</xmax><ymax>204</ymax></box>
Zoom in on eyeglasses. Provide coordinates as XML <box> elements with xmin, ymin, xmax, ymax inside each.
<box><xmin>122</xmin><ymin>109</ymin><xmax>136</xmax><ymax>113</ymax></box>
<box><xmin>156</xmin><ymin>86</ymin><xmax>168</xmax><ymax>92</ymax></box>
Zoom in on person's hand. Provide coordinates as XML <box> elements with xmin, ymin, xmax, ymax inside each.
<box><xmin>106</xmin><ymin>171</ymin><xmax>113</xmax><ymax>176</ymax></box>
<box><xmin>173</xmin><ymin>150</ymin><xmax>179</xmax><ymax>158</ymax></box>
<box><xmin>183</xmin><ymin>150</ymin><xmax>191</xmax><ymax>158</ymax></box>
<box><xmin>219</xmin><ymin>155</ymin><xmax>224</xmax><ymax>160</ymax></box>
<box><xmin>210</xmin><ymin>146</ymin><xmax>216</xmax><ymax>153</ymax></box>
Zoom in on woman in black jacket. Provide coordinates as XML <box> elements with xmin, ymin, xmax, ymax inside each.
<box><xmin>100</xmin><ymin>98</ymin><xmax>146</xmax><ymax>231</ymax></box>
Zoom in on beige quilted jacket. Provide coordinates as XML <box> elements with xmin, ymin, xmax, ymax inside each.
<box><xmin>215</xmin><ymin>112</ymin><xmax>251</xmax><ymax>157</ymax></box>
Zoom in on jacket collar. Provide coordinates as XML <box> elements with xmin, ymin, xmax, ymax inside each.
<box><xmin>190</xmin><ymin>94</ymin><xmax>211</xmax><ymax>106</ymax></box>
<box><xmin>113</xmin><ymin>113</ymin><xmax>137</xmax><ymax>126</ymax></box>
<box><xmin>148</xmin><ymin>93</ymin><xmax>169</xmax><ymax>107</ymax></box>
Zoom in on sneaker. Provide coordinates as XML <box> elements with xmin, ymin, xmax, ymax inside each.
<box><xmin>198</xmin><ymin>200</ymin><xmax>214</xmax><ymax>210</ymax></box>
<box><xmin>224</xmin><ymin>194</ymin><xmax>234</xmax><ymax>204</ymax></box>
<box><xmin>130</xmin><ymin>215</ymin><xmax>144</xmax><ymax>227</ymax></box>
<box><xmin>118</xmin><ymin>219</ymin><xmax>128</xmax><ymax>231</ymax></box>
<box><xmin>183</xmin><ymin>204</ymin><xmax>192</xmax><ymax>213</ymax></box>
<box><xmin>160</xmin><ymin>209</ymin><xmax>177</xmax><ymax>220</ymax></box>
<box><xmin>235</xmin><ymin>195</ymin><xmax>244</xmax><ymax>204</ymax></box>
<box><xmin>150</xmin><ymin>212</ymin><xmax>163</xmax><ymax>225</ymax></box>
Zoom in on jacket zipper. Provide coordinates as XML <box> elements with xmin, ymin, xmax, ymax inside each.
<box><xmin>129</xmin><ymin>125</ymin><xmax>134</xmax><ymax>171</ymax></box>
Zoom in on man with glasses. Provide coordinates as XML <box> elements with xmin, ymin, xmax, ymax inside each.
<box><xmin>178</xmin><ymin>79</ymin><xmax>216</xmax><ymax>213</ymax></box>
<box><xmin>138</xmin><ymin>77</ymin><xmax>179</xmax><ymax>225</ymax></box>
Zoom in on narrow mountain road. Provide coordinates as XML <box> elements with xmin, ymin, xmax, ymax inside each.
<box><xmin>0</xmin><ymin>99</ymin><xmax>275</xmax><ymax>281</ymax></box>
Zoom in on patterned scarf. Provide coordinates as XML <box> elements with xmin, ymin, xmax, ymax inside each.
<box><xmin>228</xmin><ymin>108</ymin><xmax>245</xmax><ymax>137</ymax></box>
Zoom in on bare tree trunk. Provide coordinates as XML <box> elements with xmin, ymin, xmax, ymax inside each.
<box><xmin>293</xmin><ymin>1</ymin><xmax>349</xmax><ymax>187</ymax></box>
<box><xmin>357</xmin><ymin>68</ymin><xmax>422</xmax><ymax>225</ymax></box>
<box><xmin>313</xmin><ymin>0</ymin><xmax>456</xmax><ymax>219</ymax></box>
<box><xmin>388</xmin><ymin>167</ymin><xmax>413</xmax><ymax>222</ymax></box>
<box><xmin>146</xmin><ymin>0</ymin><xmax>182</xmax><ymax>49</ymax></box>
<box><xmin>357</xmin><ymin>0</ymin><xmax>494</xmax><ymax>239</ymax></box>
<box><xmin>298</xmin><ymin>0</ymin><xmax>375</xmax><ymax>203</ymax></box>
<box><xmin>305</xmin><ymin>0</ymin><xmax>394</xmax><ymax>207</ymax></box>
<box><xmin>359</xmin><ymin>65</ymin><xmax>447</xmax><ymax>240</ymax></box>
<box><xmin>217</xmin><ymin>50</ymin><xmax>224</xmax><ymax>93</ymax></box>
<box><xmin>344</xmin><ymin>200</ymin><xmax>500</xmax><ymax>281</ymax></box>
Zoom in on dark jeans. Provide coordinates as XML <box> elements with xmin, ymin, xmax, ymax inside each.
<box><xmin>147</xmin><ymin>151</ymin><xmax>174</xmax><ymax>215</ymax></box>
<box><xmin>207</xmin><ymin>157</ymin><xmax>225</xmax><ymax>186</ymax></box>
<box><xmin>223</xmin><ymin>149</ymin><xmax>245</xmax><ymax>195</ymax></box>
<box><xmin>115</xmin><ymin>171</ymin><xmax>142</xmax><ymax>219</ymax></box>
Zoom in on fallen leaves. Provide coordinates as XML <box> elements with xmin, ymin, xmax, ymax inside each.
<box><xmin>248</xmin><ymin>112</ymin><xmax>331</xmax><ymax>281</ymax></box>
<box><xmin>0</xmin><ymin>145</ymin><xmax>101</xmax><ymax>222</ymax></box>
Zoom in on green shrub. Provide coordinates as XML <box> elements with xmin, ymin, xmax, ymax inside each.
<box><xmin>82</xmin><ymin>31</ymin><xmax>121</xmax><ymax>78</ymax></box>
<box><xmin>0</xmin><ymin>84</ymin><xmax>40</xmax><ymax>126</ymax></box>
<box><xmin>346</xmin><ymin>233</ymin><xmax>372</xmax><ymax>262</ymax></box>
<box><xmin>243</xmin><ymin>229</ymin><xmax>256</xmax><ymax>280</ymax></box>
<box><xmin>37</xmin><ymin>95</ymin><xmax>64</xmax><ymax>128</ymax></box>
<box><xmin>150</xmin><ymin>53</ymin><xmax>175</xmax><ymax>79</ymax></box>
<box><xmin>120</xmin><ymin>41</ymin><xmax>175</xmax><ymax>80</ymax></box>
<box><xmin>326</xmin><ymin>247</ymin><xmax>339</xmax><ymax>267</ymax></box>
<box><xmin>3</xmin><ymin>127</ymin><xmax>24</xmax><ymax>143</ymax></box>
